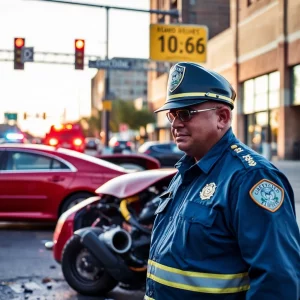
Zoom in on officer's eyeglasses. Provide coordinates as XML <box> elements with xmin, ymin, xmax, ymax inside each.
<box><xmin>166</xmin><ymin>107</ymin><xmax>218</xmax><ymax>123</ymax></box>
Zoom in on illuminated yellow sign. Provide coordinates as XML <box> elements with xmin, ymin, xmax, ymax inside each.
<box><xmin>102</xmin><ymin>100</ymin><xmax>112</xmax><ymax>111</ymax></box>
<box><xmin>150</xmin><ymin>24</ymin><xmax>208</xmax><ymax>63</ymax></box>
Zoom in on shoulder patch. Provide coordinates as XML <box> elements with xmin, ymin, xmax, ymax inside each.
<box><xmin>249</xmin><ymin>179</ymin><xmax>284</xmax><ymax>212</ymax></box>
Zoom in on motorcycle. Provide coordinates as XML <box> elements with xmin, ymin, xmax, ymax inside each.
<box><xmin>59</xmin><ymin>169</ymin><xmax>176</xmax><ymax>296</ymax></box>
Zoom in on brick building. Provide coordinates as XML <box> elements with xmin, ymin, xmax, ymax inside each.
<box><xmin>91</xmin><ymin>60</ymin><xmax>148</xmax><ymax>114</ymax></box>
<box><xmin>149</xmin><ymin>0</ymin><xmax>300</xmax><ymax>160</ymax></box>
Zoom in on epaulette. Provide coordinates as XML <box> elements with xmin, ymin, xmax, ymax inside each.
<box><xmin>229</xmin><ymin>144</ymin><xmax>258</xmax><ymax>169</ymax></box>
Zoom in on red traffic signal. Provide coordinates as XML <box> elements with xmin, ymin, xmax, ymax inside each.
<box><xmin>14</xmin><ymin>37</ymin><xmax>25</xmax><ymax>70</ymax></box>
<box><xmin>75</xmin><ymin>39</ymin><xmax>85</xmax><ymax>70</ymax></box>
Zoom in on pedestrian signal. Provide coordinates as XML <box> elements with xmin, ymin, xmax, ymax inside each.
<box><xmin>75</xmin><ymin>39</ymin><xmax>85</xmax><ymax>70</ymax></box>
<box><xmin>14</xmin><ymin>37</ymin><xmax>25</xmax><ymax>70</ymax></box>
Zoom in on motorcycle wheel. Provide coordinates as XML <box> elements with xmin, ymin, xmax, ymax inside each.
<box><xmin>61</xmin><ymin>233</ymin><xmax>118</xmax><ymax>296</ymax></box>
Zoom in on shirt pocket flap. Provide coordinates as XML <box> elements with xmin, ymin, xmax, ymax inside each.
<box><xmin>159</xmin><ymin>190</ymin><xmax>172</xmax><ymax>199</ymax></box>
<box><xmin>154</xmin><ymin>190</ymin><xmax>172</xmax><ymax>215</ymax></box>
<box><xmin>181</xmin><ymin>201</ymin><xmax>217</xmax><ymax>227</ymax></box>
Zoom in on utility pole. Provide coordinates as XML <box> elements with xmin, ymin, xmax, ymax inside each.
<box><xmin>103</xmin><ymin>7</ymin><xmax>110</xmax><ymax>148</ymax></box>
<box><xmin>29</xmin><ymin>0</ymin><xmax>179</xmax><ymax>148</ymax></box>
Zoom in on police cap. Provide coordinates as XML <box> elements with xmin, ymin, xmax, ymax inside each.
<box><xmin>155</xmin><ymin>62</ymin><xmax>236</xmax><ymax>113</ymax></box>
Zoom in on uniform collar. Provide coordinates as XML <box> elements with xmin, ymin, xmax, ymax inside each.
<box><xmin>175</xmin><ymin>128</ymin><xmax>236</xmax><ymax>174</ymax></box>
<box><xmin>197</xmin><ymin>128</ymin><xmax>235</xmax><ymax>174</ymax></box>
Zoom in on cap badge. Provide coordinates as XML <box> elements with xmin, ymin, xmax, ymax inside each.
<box><xmin>200</xmin><ymin>183</ymin><xmax>217</xmax><ymax>200</ymax></box>
<box><xmin>168</xmin><ymin>64</ymin><xmax>186</xmax><ymax>92</ymax></box>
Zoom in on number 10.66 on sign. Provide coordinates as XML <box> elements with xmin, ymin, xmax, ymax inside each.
<box><xmin>150</xmin><ymin>24</ymin><xmax>208</xmax><ymax>63</ymax></box>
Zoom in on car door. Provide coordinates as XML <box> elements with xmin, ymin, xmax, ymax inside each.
<box><xmin>152</xmin><ymin>144</ymin><xmax>174</xmax><ymax>167</ymax></box>
<box><xmin>153</xmin><ymin>144</ymin><xmax>183</xmax><ymax>167</ymax></box>
<box><xmin>0</xmin><ymin>149</ymin><xmax>76</xmax><ymax>218</ymax></box>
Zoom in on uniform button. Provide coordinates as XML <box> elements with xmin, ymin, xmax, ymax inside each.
<box><xmin>169</xmin><ymin>216</ymin><xmax>173</xmax><ymax>221</ymax></box>
<box><xmin>149</xmin><ymin>291</ymin><xmax>153</xmax><ymax>296</ymax></box>
<box><xmin>182</xmin><ymin>185</ymin><xmax>186</xmax><ymax>190</ymax></box>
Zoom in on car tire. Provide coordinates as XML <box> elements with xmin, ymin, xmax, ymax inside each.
<box><xmin>61</xmin><ymin>232</ymin><xmax>118</xmax><ymax>296</ymax></box>
<box><xmin>60</xmin><ymin>192</ymin><xmax>94</xmax><ymax>215</ymax></box>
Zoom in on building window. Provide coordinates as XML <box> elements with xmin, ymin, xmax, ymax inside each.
<box><xmin>293</xmin><ymin>65</ymin><xmax>300</xmax><ymax>105</ymax></box>
<box><xmin>269</xmin><ymin>71</ymin><xmax>280</xmax><ymax>109</ymax></box>
<box><xmin>170</xmin><ymin>0</ymin><xmax>177</xmax><ymax>9</ymax></box>
<box><xmin>189</xmin><ymin>12</ymin><xmax>197</xmax><ymax>24</ymax></box>
<box><xmin>243</xmin><ymin>71</ymin><xmax>280</xmax><ymax>114</ymax></box>
<box><xmin>243</xmin><ymin>80</ymin><xmax>254</xmax><ymax>114</ymax></box>
<box><xmin>254</xmin><ymin>75</ymin><xmax>268</xmax><ymax>112</ymax></box>
<box><xmin>243</xmin><ymin>71</ymin><xmax>280</xmax><ymax>158</ymax></box>
<box><xmin>247</xmin><ymin>0</ymin><xmax>255</xmax><ymax>6</ymax></box>
<box><xmin>158</xmin><ymin>15</ymin><xmax>165</xmax><ymax>23</ymax></box>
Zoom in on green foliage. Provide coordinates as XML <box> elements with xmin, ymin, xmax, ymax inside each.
<box><xmin>80</xmin><ymin>100</ymin><xmax>155</xmax><ymax>135</ymax></box>
<box><xmin>79</xmin><ymin>110</ymin><xmax>102</xmax><ymax>137</ymax></box>
<box><xmin>131</xmin><ymin>108</ymin><xmax>156</xmax><ymax>129</ymax></box>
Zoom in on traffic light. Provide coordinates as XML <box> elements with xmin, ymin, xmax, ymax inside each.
<box><xmin>74</xmin><ymin>39</ymin><xmax>85</xmax><ymax>70</ymax></box>
<box><xmin>14</xmin><ymin>37</ymin><xmax>25</xmax><ymax>70</ymax></box>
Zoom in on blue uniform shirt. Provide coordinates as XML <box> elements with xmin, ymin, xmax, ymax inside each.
<box><xmin>145</xmin><ymin>128</ymin><xmax>300</xmax><ymax>300</ymax></box>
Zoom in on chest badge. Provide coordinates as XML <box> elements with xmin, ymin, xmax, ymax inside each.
<box><xmin>200</xmin><ymin>183</ymin><xmax>217</xmax><ymax>200</ymax></box>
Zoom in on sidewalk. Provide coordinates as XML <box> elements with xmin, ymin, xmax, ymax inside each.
<box><xmin>272</xmin><ymin>160</ymin><xmax>300</xmax><ymax>225</ymax></box>
<box><xmin>272</xmin><ymin>160</ymin><xmax>300</xmax><ymax>202</ymax></box>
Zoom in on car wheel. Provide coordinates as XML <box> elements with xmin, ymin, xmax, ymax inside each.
<box><xmin>60</xmin><ymin>192</ymin><xmax>94</xmax><ymax>215</ymax></box>
<box><xmin>61</xmin><ymin>233</ymin><xmax>118</xmax><ymax>296</ymax></box>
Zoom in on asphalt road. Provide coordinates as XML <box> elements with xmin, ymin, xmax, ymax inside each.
<box><xmin>0</xmin><ymin>160</ymin><xmax>298</xmax><ymax>299</ymax></box>
<box><xmin>0</xmin><ymin>223</ymin><xmax>145</xmax><ymax>300</ymax></box>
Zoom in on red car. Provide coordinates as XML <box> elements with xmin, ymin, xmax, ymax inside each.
<box><xmin>0</xmin><ymin>144</ymin><xmax>160</xmax><ymax>222</ymax></box>
<box><xmin>44</xmin><ymin>122</ymin><xmax>85</xmax><ymax>152</ymax></box>
<box><xmin>51</xmin><ymin>168</ymin><xmax>177</xmax><ymax>263</ymax></box>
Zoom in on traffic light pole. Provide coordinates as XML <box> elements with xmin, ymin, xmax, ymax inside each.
<box><xmin>30</xmin><ymin>0</ymin><xmax>179</xmax><ymax>149</ymax></box>
<box><xmin>103</xmin><ymin>7</ymin><xmax>110</xmax><ymax>149</ymax></box>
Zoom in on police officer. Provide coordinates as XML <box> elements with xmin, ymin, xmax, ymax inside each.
<box><xmin>145</xmin><ymin>62</ymin><xmax>300</xmax><ymax>300</ymax></box>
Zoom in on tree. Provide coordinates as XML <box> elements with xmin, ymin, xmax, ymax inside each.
<box><xmin>131</xmin><ymin>108</ymin><xmax>155</xmax><ymax>130</ymax></box>
<box><xmin>80</xmin><ymin>110</ymin><xmax>102</xmax><ymax>137</ymax></box>
<box><xmin>80</xmin><ymin>99</ymin><xmax>155</xmax><ymax>135</ymax></box>
<box><xmin>110</xmin><ymin>100</ymin><xmax>155</xmax><ymax>130</ymax></box>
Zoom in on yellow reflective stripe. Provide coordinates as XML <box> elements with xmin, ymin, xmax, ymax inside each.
<box><xmin>148</xmin><ymin>260</ymin><xmax>248</xmax><ymax>279</ymax></box>
<box><xmin>147</xmin><ymin>260</ymin><xmax>250</xmax><ymax>294</ymax></box>
<box><xmin>168</xmin><ymin>92</ymin><xmax>234</xmax><ymax>105</ymax></box>
<box><xmin>147</xmin><ymin>272</ymin><xmax>250</xmax><ymax>294</ymax></box>
<box><xmin>144</xmin><ymin>295</ymin><xmax>155</xmax><ymax>300</ymax></box>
